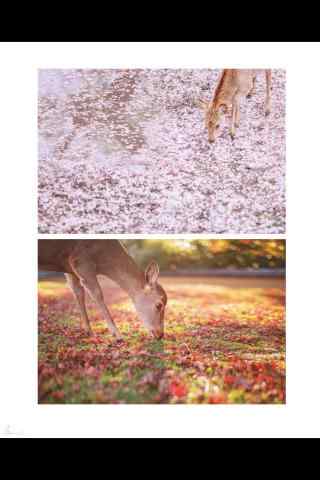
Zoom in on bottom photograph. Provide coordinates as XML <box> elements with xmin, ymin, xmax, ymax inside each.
<box><xmin>38</xmin><ymin>239</ymin><xmax>286</xmax><ymax>404</ymax></box>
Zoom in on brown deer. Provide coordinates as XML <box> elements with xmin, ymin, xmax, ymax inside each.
<box><xmin>198</xmin><ymin>69</ymin><xmax>272</xmax><ymax>142</ymax></box>
<box><xmin>38</xmin><ymin>240</ymin><xmax>167</xmax><ymax>340</ymax></box>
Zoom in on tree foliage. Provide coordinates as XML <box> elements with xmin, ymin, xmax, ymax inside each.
<box><xmin>124</xmin><ymin>240</ymin><xmax>285</xmax><ymax>270</ymax></box>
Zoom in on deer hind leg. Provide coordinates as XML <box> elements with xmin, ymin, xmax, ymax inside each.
<box><xmin>69</xmin><ymin>264</ymin><xmax>122</xmax><ymax>339</ymax></box>
<box><xmin>65</xmin><ymin>273</ymin><xmax>92</xmax><ymax>335</ymax></box>
<box><xmin>265</xmin><ymin>69</ymin><xmax>272</xmax><ymax>115</ymax></box>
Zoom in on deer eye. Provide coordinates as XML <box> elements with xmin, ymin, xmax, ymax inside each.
<box><xmin>155</xmin><ymin>302</ymin><xmax>163</xmax><ymax>312</ymax></box>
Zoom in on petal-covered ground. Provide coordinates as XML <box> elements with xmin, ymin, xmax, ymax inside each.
<box><xmin>38</xmin><ymin>276</ymin><xmax>285</xmax><ymax>404</ymax></box>
<box><xmin>38</xmin><ymin>69</ymin><xmax>285</xmax><ymax>234</ymax></box>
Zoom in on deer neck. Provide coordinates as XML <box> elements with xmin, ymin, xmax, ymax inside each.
<box><xmin>105</xmin><ymin>249</ymin><xmax>146</xmax><ymax>300</ymax></box>
<box><xmin>215</xmin><ymin>69</ymin><xmax>235</xmax><ymax>104</ymax></box>
<box><xmin>114</xmin><ymin>267</ymin><xmax>145</xmax><ymax>300</ymax></box>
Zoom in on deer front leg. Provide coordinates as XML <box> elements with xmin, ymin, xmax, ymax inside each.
<box><xmin>70</xmin><ymin>266</ymin><xmax>122</xmax><ymax>340</ymax></box>
<box><xmin>231</xmin><ymin>93</ymin><xmax>241</xmax><ymax>138</ymax></box>
<box><xmin>235</xmin><ymin>100</ymin><xmax>241</xmax><ymax>128</ymax></box>
<box><xmin>265</xmin><ymin>69</ymin><xmax>272</xmax><ymax>115</ymax></box>
<box><xmin>65</xmin><ymin>273</ymin><xmax>93</xmax><ymax>335</ymax></box>
<box><xmin>84</xmin><ymin>277</ymin><xmax>122</xmax><ymax>340</ymax></box>
<box><xmin>247</xmin><ymin>75</ymin><xmax>256</xmax><ymax>98</ymax></box>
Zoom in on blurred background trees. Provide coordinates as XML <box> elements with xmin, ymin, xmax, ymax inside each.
<box><xmin>123</xmin><ymin>240</ymin><xmax>285</xmax><ymax>271</ymax></box>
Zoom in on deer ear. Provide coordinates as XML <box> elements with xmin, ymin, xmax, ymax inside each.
<box><xmin>145</xmin><ymin>261</ymin><xmax>160</xmax><ymax>286</ymax></box>
<box><xmin>196</xmin><ymin>98</ymin><xmax>209</xmax><ymax>110</ymax></box>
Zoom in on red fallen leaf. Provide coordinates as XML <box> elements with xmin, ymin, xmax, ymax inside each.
<box><xmin>165</xmin><ymin>334</ymin><xmax>177</xmax><ymax>341</ymax></box>
<box><xmin>85</xmin><ymin>366</ymin><xmax>99</xmax><ymax>376</ymax></box>
<box><xmin>208</xmin><ymin>392</ymin><xmax>227</xmax><ymax>404</ymax></box>
<box><xmin>169</xmin><ymin>380</ymin><xmax>188</xmax><ymax>398</ymax></box>
<box><xmin>224</xmin><ymin>375</ymin><xmax>236</xmax><ymax>385</ymax></box>
<box><xmin>52</xmin><ymin>390</ymin><xmax>65</xmax><ymax>400</ymax></box>
<box><xmin>84</xmin><ymin>336</ymin><xmax>104</xmax><ymax>345</ymax></box>
<box><xmin>40</xmin><ymin>367</ymin><xmax>55</xmax><ymax>377</ymax></box>
<box><xmin>251</xmin><ymin>362</ymin><xmax>264</xmax><ymax>372</ymax></box>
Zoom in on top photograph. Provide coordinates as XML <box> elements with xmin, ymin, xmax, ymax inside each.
<box><xmin>38</xmin><ymin>69</ymin><xmax>285</xmax><ymax>234</ymax></box>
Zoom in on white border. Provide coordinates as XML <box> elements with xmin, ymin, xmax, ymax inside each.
<box><xmin>1</xmin><ymin>42</ymin><xmax>320</xmax><ymax>438</ymax></box>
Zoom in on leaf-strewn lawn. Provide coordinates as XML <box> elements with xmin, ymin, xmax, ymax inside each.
<box><xmin>38</xmin><ymin>276</ymin><xmax>285</xmax><ymax>404</ymax></box>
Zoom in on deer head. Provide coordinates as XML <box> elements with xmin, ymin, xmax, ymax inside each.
<box><xmin>198</xmin><ymin>99</ymin><xmax>227</xmax><ymax>143</ymax></box>
<box><xmin>133</xmin><ymin>261</ymin><xmax>167</xmax><ymax>339</ymax></box>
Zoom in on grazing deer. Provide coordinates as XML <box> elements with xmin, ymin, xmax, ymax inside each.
<box><xmin>198</xmin><ymin>69</ymin><xmax>272</xmax><ymax>142</ymax></box>
<box><xmin>38</xmin><ymin>240</ymin><xmax>167</xmax><ymax>340</ymax></box>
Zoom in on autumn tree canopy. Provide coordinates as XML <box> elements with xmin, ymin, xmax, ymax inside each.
<box><xmin>124</xmin><ymin>240</ymin><xmax>285</xmax><ymax>270</ymax></box>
